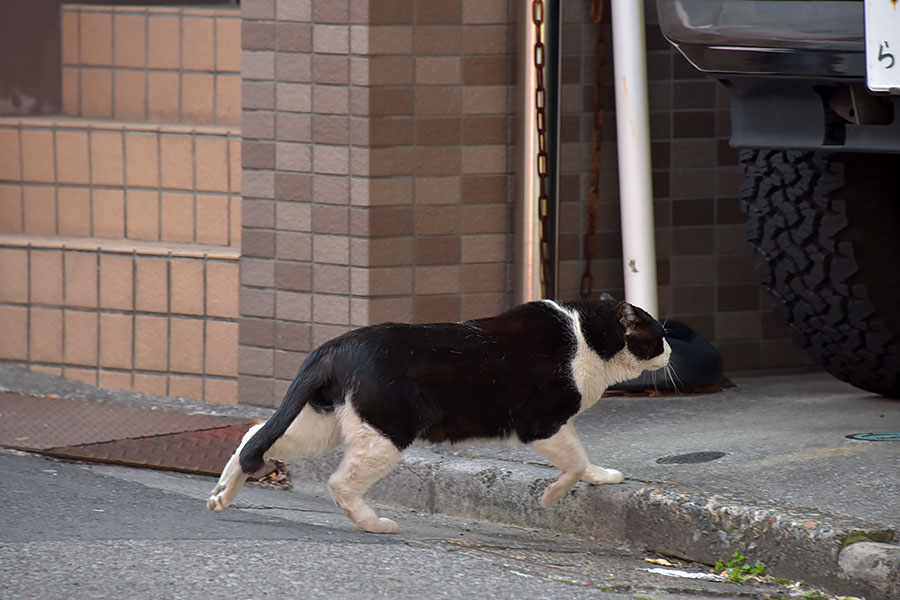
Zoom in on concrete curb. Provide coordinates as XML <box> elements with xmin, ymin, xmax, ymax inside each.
<box><xmin>288</xmin><ymin>447</ymin><xmax>899</xmax><ymax>600</ymax></box>
<box><xmin>838</xmin><ymin>542</ymin><xmax>900</xmax><ymax>599</ymax></box>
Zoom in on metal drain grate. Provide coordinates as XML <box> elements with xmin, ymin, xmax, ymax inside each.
<box><xmin>0</xmin><ymin>392</ymin><xmax>240</xmax><ymax>450</ymax></box>
<box><xmin>0</xmin><ymin>392</ymin><xmax>251</xmax><ymax>475</ymax></box>
<box><xmin>47</xmin><ymin>424</ymin><xmax>253</xmax><ymax>475</ymax></box>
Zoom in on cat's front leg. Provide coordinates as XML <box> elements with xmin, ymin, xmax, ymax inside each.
<box><xmin>530</xmin><ymin>425</ymin><xmax>589</xmax><ymax>507</ymax></box>
<box><xmin>581</xmin><ymin>464</ymin><xmax>624</xmax><ymax>485</ymax></box>
<box><xmin>565</xmin><ymin>423</ymin><xmax>624</xmax><ymax>485</ymax></box>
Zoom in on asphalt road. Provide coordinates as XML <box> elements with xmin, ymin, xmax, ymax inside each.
<box><xmin>0</xmin><ymin>450</ymin><xmax>798</xmax><ymax>600</ymax></box>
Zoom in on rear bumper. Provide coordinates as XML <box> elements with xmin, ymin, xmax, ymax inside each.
<box><xmin>656</xmin><ymin>0</ymin><xmax>865</xmax><ymax>79</ymax></box>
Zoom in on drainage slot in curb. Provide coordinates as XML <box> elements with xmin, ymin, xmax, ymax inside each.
<box><xmin>656</xmin><ymin>451</ymin><xmax>726</xmax><ymax>465</ymax></box>
<box><xmin>846</xmin><ymin>432</ymin><xmax>900</xmax><ymax>441</ymax></box>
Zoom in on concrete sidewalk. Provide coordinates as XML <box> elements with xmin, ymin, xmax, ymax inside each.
<box><xmin>1</xmin><ymin>363</ymin><xmax>898</xmax><ymax>599</ymax></box>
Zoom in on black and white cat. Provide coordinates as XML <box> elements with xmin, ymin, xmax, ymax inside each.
<box><xmin>208</xmin><ymin>295</ymin><xmax>671</xmax><ymax>533</ymax></box>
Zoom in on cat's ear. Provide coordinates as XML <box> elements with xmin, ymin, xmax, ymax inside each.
<box><xmin>616</xmin><ymin>301</ymin><xmax>639</xmax><ymax>332</ymax></box>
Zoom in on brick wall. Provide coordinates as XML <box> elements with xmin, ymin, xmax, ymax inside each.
<box><xmin>556</xmin><ymin>1</ymin><xmax>809</xmax><ymax>372</ymax></box>
<box><xmin>236</xmin><ymin>0</ymin><xmax>809</xmax><ymax>408</ymax></box>
<box><xmin>238</xmin><ymin>0</ymin><xmax>517</xmax><ymax>407</ymax></box>
<box><xmin>60</xmin><ymin>4</ymin><xmax>241</xmax><ymax>124</ymax></box>
<box><xmin>0</xmin><ymin>4</ymin><xmax>242</xmax><ymax>404</ymax></box>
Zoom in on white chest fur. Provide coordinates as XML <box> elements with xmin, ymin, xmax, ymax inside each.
<box><xmin>542</xmin><ymin>300</ymin><xmax>608</xmax><ymax>412</ymax></box>
<box><xmin>566</xmin><ymin>308</ymin><xmax>609</xmax><ymax>411</ymax></box>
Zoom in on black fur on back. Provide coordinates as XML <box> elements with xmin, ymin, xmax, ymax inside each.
<box><xmin>239</xmin><ymin>296</ymin><xmax>665</xmax><ymax>474</ymax></box>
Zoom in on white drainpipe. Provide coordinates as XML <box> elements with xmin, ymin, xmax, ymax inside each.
<box><xmin>610</xmin><ymin>0</ymin><xmax>659</xmax><ymax>317</ymax></box>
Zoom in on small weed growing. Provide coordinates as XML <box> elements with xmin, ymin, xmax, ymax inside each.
<box><xmin>714</xmin><ymin>552</ymin><xmax>768</xmax><ymax>583</ymax></box>
<box><xmin>708</xmin><ymin>558</ymin><xmax>857</xmax><ymax>600</ymax></box>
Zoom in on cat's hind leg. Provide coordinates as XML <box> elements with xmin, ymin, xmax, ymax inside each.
<box><xmin>208</xmin><ymin>422</ymin><xmax>264</xmax><ymax>512</ymax></box>
<box><xmin>529</xmin><ymin>423</ymin><xmax>589</xmax><ymax>508</ymax></box>
<box><xmin>266</xmin><ymin>403</ymin><xmax>340</xmax><ymax>461</ymax></box>
<box><xmin>327</xmin><ymin>404</ymin><xmax>402</xmax><ymax>533</ymax></box>
<box><xmin>209</xmin><ymin>405</ymin><xmax>340</xmax><ymax>512</ymax></box>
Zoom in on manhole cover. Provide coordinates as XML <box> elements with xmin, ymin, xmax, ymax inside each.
<box><xmin>846</xmin><ymin>432</ymin><xmax>900</xmax><ymax>442</ymax></box>
<box><xmin>656</xmin><ymin>451</ymin><xmax>726</xmax><ymax>465</ymax></box>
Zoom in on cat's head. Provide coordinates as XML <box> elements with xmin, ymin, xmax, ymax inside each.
<box><xmin>573</xmin><ymin>296</ymin><xmax>671</xmax><ymax>382</ymax></box>
<box><xmin>615</xmin><ymin>301</ymin><xmax>671</xmax><ymax>374</ymax></box>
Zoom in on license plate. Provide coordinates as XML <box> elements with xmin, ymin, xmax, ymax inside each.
<box><xmin>864</xmin><ymin>0</ymin><xmax>900</xmax><ymax>93</ymax></box>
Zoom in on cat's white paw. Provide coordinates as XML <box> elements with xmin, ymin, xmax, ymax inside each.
<box><xmin>361</xmin><ymin>517</ymin><xmax>398</xmax><ymax>534</ymax></box>
<box><xmin>581</xmin><ymin>465</ymin><xmax>624</xmax><ymax>485</ymax></box>
<box><xmin>207</xmin><ymin>486</ymin><xmax>229</xmax><ymax>512</ymax></box>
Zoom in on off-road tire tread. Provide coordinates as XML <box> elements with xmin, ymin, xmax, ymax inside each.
<box><xmin>739</xmin><ymin>149</ymin><xmax>900</xmax><ymax>397</ymax></box>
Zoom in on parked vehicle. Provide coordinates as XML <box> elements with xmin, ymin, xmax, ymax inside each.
<box><xmin>657</xmin><ymin>0</ymin><xmax>900</xmax><ymax>397</ymax></box>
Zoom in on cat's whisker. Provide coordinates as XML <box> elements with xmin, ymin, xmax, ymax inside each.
<box><xmin>645</xmin><ymin>368</ymin><xmax>657</xmax><ymax>392</ymax></box>
<box><xmin>652</xmin><ymin>367</ymin><xmax>663</xmax><ymax>393</ymax></box>
<box><xmin>666</xmin><ymin>363</ymin><xmax>684</xmax><ymax>394</ymax></box>
<box><xmin>663</xmin><ymin>365</ymin><xmax>675</xmax><ymax>394</ymax></box>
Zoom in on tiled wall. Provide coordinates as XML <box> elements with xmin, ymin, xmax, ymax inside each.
<box><xmin>0</xmin><ymin>0</ymin><xmax>809</xmax><ymax>409</ymax></box>
<box><xmin>0</xmin><ymin>238</ymin><xmax>239</xmax><ymax>401</ymax></box>
<box><xmin>555</xmin><ymin>1</ymin><xmax>809</xmax><ymax>371</ymax></box>
<box><xmin>0</xmin><ymin>118</ymin><xmax>241</xmax><ymax>246</ymax></box>
<box><xmin>60</xmin><ymin>4</ymin><xmax>241</xmax><ymax>125</ymax></box>
<box><xmin>0</xmin><ymin>4</ymin><xmax>244</xmax><ymax>405</ymax></box>
<box><xmin>237</xmin><ymin>0</ymin><xmax>808</xmax><ymax>409</ymax></box>
<box><xmin>237</xmin><ymin>0</ymin><xmax>516</xmax><ymax>407</ymax></box>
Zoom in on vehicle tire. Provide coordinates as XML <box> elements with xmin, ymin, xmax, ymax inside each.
<box><xmin>739</xmin><ymin>149</ymin><xmax>900</xmax><ymax>398</ymax></box>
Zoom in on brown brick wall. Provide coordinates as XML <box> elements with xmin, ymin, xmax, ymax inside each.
<box><xmin>0</xmin><ymin>4</ymin><xmax>242</xmax><ymax>405</ymax></box>
<box><xmin>237</xmin><ymin>0</ymin><xmax>810</xmax><ymax>408</ymax></box>
<box><xmin>0</xmin><ymin>240</ymin><xmax>239</xmax><ymax>401</ymax></box>
<box><xmin>60</xmin><ymin>4</ymin><xmax>241</xmax><ymax>124</ymax></box>
<box><xmin>238</xmin><ymin>0</ymin><xmax>517</xmax><ymax>407</ymax></box>
<box><xmin>555</xmin><ymin>1</ymin><xmax>809</xmax><ymax>372</ymax></box>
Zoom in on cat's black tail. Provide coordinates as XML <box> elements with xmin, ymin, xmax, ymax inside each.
<box><xmin>238</xmin><ymin>351</ymin><xmax>330</xmax><ymax>474</ymax></box>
